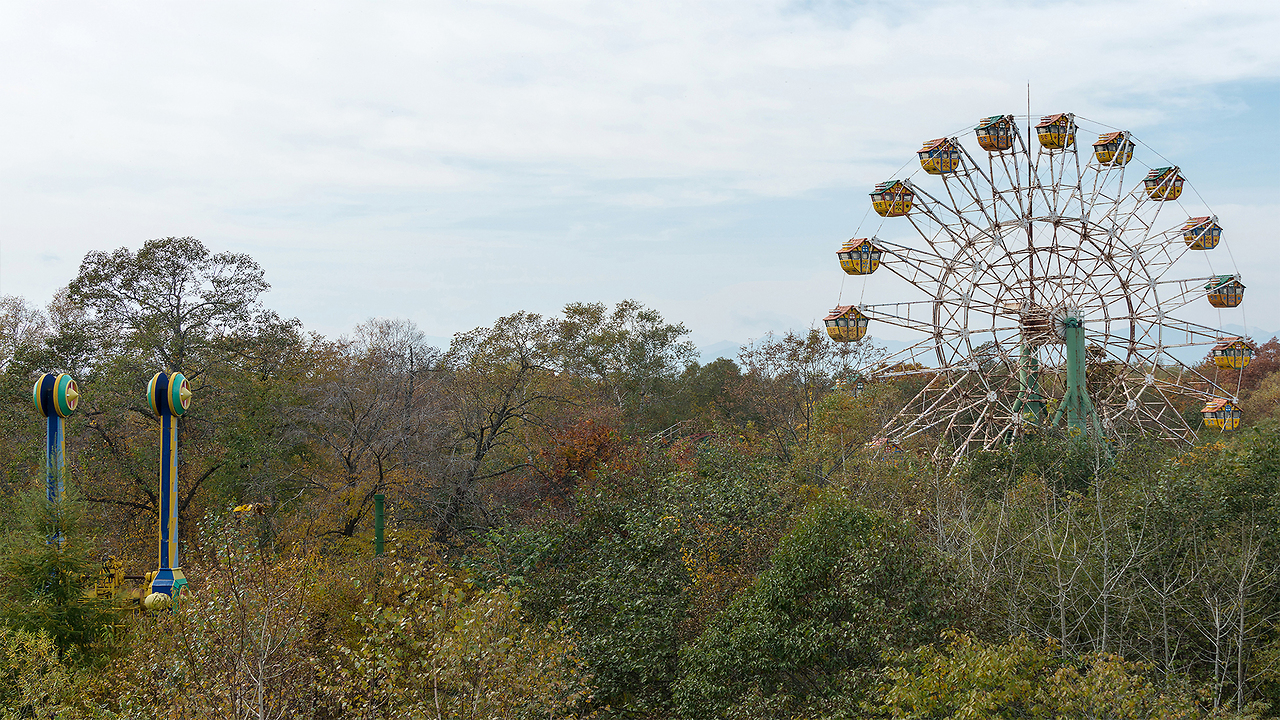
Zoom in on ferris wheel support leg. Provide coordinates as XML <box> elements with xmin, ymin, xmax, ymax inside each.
<box><xmin>1052</xmin><ymin>318</ymin><xmax>1101</xmax><ymax>437</ymax></box>
<box><xmin>1014</xmin><ymin>344</ymin><xmax>1046</xmax><ymax>431</ymax></box>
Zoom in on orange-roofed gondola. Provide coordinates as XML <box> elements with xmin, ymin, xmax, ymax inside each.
<box><xmin>865</xmin><ymin>438</ymin><xmax>904</xmax><ymax>461</ymax></box>
<box><xmin>870</xmin><ymin>180</ymin><xmax>913</xmax><ymax>218</ymax></box>
<box><xmin>1144</xmin><ymin>167</ymin><xmax>1185</xmax><ymax>201</ymax></box>
<box><xmin>1035</xmin><ymin>113</ymin><xmax>1075</xmax><ymax>150</ymax></box>
<box><xmin>1206</xmin><ymin>276</ymin><xmax>1245</xmax><ymax>308</ymax></box>
<box><xmin>1202</xmin><ymin>398</ymin><xmax>1241</xmax><ymax>431</ymax></box>
<box><xmin>824</xmin><ymin>305</ymin><xmax>870</xmax><ymax>342</ymax></box>
<box><xmin>918</xmin><ymin>138</ymin><xmax>961</xmax><ymax>175</ymax></box>
<box><xmin>975</xmin><ymin>115</ymin><xmax>1016</xmax><ymax>152</ymax></box>
<box><xmin>1211</xmin><ymin>337</ymin><xmax>1255</xmax><ymax>369</ymax></box>
<box><xmin>1182</xmin><ymin>216</ymin><xmax>1221</xmax><ymax>250</ymax></box>
<box><xmin>837</xmin><ymin>238</ymin><xmax>883</xmax><ymax>275</ymax></box>
<box><xmin>1092</xmin><ymin>131</ymin><xmax>1133</xmax><ymax>166</ymax></box>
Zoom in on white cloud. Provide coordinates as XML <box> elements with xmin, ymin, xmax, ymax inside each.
<box><xmin>1</xmin><ymin>0</ymin><xmax>1277</xmax><ymax>348</ymax></box>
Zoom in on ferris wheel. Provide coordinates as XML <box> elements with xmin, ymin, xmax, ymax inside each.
<box><xmin>824</xmin><ymin>112</ymin><xmax>1254</xmax><ymax>463</ymax></box>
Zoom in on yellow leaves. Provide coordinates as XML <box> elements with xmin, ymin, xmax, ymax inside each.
<box><xmin>326</xmin><ymin>558</ymin><xmax>595</xmax><ymax>719</ymax></box>
<box><xmin>878</xmin><ymin>633</ymin><xmax>1213</xmax><ymax>720</ymax></box>
<box><xmin>0</xmin><ymin>629</ymin><xmax>85</xmax><ymax>719</ymax></box>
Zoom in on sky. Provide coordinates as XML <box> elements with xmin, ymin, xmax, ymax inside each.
<box><xmin>1</xmin><ymin>0</ymin><xmax>1278</xmax><ymax>360</ymax></box>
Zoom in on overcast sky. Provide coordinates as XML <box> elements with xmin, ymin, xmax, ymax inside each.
<box><xmin>2</xmin><ymin>0</ymin><xmax>1278</xmax><ymax>355</ymax></box>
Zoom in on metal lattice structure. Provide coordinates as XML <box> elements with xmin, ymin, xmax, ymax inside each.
<box><xmin>834</xmin><ymin>113</ymin><xmax>1248</xmax><ymax>464</ymax></box>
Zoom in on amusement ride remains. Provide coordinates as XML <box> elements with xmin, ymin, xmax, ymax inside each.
<box><xmin>825</xmin><ymin>111</ymin><xmax>1253</xmax><ymax>463</ymax></box>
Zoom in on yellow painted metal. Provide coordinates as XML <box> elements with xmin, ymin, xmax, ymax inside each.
<box><xmin>1144</xmin><ymin>167</ymin><xmax>1185</xmax><ymax>201</ymax></box>
<box><xmin>1182</xmin><ymin>216</ymin><xmax>1221</xmax><ymax>250</ymax></box>
<box><xmin>1092</xmin><ymin>131</ymin><xmax>1133</xmax><ymax>165</ymax></box>
<box><xmin>824</xmin><ymin>305</ymin><xmax>869</xmax><ymax>342</ymax></box>
<box><xmin>975</xmin><ymin>114</ymin><xmax>1016</xmax><ymax>152</ymax></box>
<box><xmin>1035</xmin><ymin>113</ymin><xmax>1075</xmax><ymax>149</ymax></box>
<box><xmin>870</xmin><ymin>180</ymin><xmax>913</xmax><ymax>217</ymax></box>
<box><xmin>1202</xmin><ymin>398</ymin><xmax>1241</xmax><ymax>430</ymax></box>
<box><xmin>918</xmin><ymin>138</ymin><xmax>961</xmax><ymax>174</ymax></box>
<box><xmin>1212</xmin><ymin>338</ymin><xmax>1254</xmax><ymax>369</ymax></box>
<box><xmin>837</xmin><ymin>238</ymin><xmax>882</xmax><ymax>275</ymax></box>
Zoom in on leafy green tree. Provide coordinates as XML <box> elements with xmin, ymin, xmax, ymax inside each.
<box><xmin>0</xmin><ymin>483</ymin><xmax>116</xmax><ymax>661</ymax></box>
<box><xmin>67</xmin><ymin>236</ymin><xmax>273</xmax><ymax>377</ymax></box>
<box><xmin>53</xmin><ymin>238</ymin><xmax>305</xmax><ymax>559</ymax></box>
<box><xmin>674</xmin><ymin>493</ymin><xmax>955</xmax><ymax>718</ymax></box>
<box><xmin>482</xmin><ymin>437</ymin><xmax>789</xmax><ymax>718</ymax></box>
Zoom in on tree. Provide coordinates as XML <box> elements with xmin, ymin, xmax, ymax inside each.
<box><xmin>58</xmin><ymin>237</ymin><xmax>303</xmax><ymax>562</ymax></box>
<box><xmin>113</xmin><ymin>515</ymin><xmax>319</xmax><ymax>720</ymax></box>
<box><xmin>292</xmin><ymin>318</ymin><xmax>445</xmax><ymax>541</ymax></box>
<box><xmin>0</xmin><ymin>628</ymin><xmax>87</xmax><ymax>719</ymax></box>
<box><xmin>876</xmin><ymin>632</ymin><xmax>1229</xmax><ymax>720</ymax></box>
<box><xmin>674</xmin><ymin>493</ymin><xmax>955</xmax><ymax>718</ymax></box>
<box><xmin>408</xmin><ymin>311</ymin><xmax>570</xmax><ymax>543</ymax></box>
<box><xmin>323</xmin><ymin>560</ymin><xmax>594</xmax><ymax>719</ymax></box>
<box><xmin>552</xmin><ymin>300</ymin><xmax>696</xmax><ymax>429</ymax></box>
<box><xmin>0</xmin><ymin>483</ymin><xmax>117</xmax><ymax>661</ymax></box>
<box><xmin>67</xmin><ymin>236</ymin><xmax>271</xmax><ymax>377</ymax></box>
<box><xmin>0</xmin><ymin>295</ymin><xmax>48</xmax><ymax>374</ymax></box>
<box><xmin>731</xmin><ymin>329</ymin><xmax>884</xmax><ymax>464</ymax></box>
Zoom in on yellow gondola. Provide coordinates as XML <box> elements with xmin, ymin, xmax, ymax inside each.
<box><xmin>1206</xmin><ymin>276</ymin><xmax>1245</xmax><ymax>308</ymax></box>
<box><xmin>1211</xmin><ymin>337</ymin><xmax>1254</xmax><ymax>369</ymax></box>
<box><xmin>865</xmin><ymin>438</ymin><xmax>906</xmax><ymax>453</ymax></box>
<box><xmin>1182</xmin><ymin>216</ymin><xmax>1221</xmax><ymax>250</ymax></box>
<box><xmin>975</xmin><ymin>115</ymin><xmax>1016</xmax><ymax>152</ymax></box>
<box><xmin>1092</xmin><ymin>131</ymin><xmax>1133</xmax><ymax>165</ymax></box>
<box><xmin>1035</xmin><ymin>113</ymin><xmax>1075</xmax><ymax>150</ymax></box>
<box><xmin>870</xmin><ymin>180</ymin><xmax>913</xmax><ymax>217</ymax></box>
<box><xmin>824</xmin><ymin>305</ymin><xmax>870</xmax><ymax>342</ymax></box>
<box><xmin>1144</xmin><ymin>167</ymin><xmax>1184</xmax><ymax>201</ymax></box>
<box><xmin>1202</xmin><ymin>398</ymin><xmax>1241</xmax><ymax>430</ymax></box>
<box><xmin>837</xmin><ymin>238</ymin><xmax>883</xmax><ymax>275</ymax></box>
<box><xmin>918</xmin><ymin>138</ymin><xmax>961</xmax><ymax>174</ymax></box>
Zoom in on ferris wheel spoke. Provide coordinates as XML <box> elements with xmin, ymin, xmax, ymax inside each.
<box><xmin>1088</xmin><ymin>186</ymin><xmax>1148</xmax><ymax>234</ymax></box>
<box><xmin>1151</xmin><ymin>351</ymin><xmax>1238</xmax><ymax>399</ymax></box>
<box><xmin>1145</xmin><ymin>275</ymin><xmax>1234</xmax><ymax>314</ymax></box>
<box><xmin>1136</xmin><ymin>314</ymin><xmax>1227</xmax><ymax>349</ymax></box>
<box><xmin>1135</xmin><ymin>227</ymin><xmax>1203</xmax><ymax>281</ymax></box>
<box><xmin>858</xmin><ymin>300</ymin><xmax>994</xmax><ymax>336</ymax></box>
<box><xmin>955</xmin><ymin>144</ymin><xmax>1021</xmax><ymax>222</ymax></box>
<box><xmin>876</xmin><ymin>241</ymin><xmax>952</xmax><ymax>289</ymax></box>
<box><xmin>908</xmin><ymin>195</ymin><xmax>990</xmax><ymax>253</ymax></box>
<box><xmin>914</xmin><ymin>184</ymin><xmax>1004</xmax><ymax>246</ymax></box>
<box><xmin>886</xmin><ymin>372</ymin><xmax>991</xmax><ymax>438</ymax></box>
<box><xmin>1080</xmin><ymin>162</ymin><xmax>1130</xmax><ymax>229</ymax></box>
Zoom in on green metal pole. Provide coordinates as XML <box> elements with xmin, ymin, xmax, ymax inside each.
<box><xmin>374</xmin><ymin>494</ymin><xmax>385</xmax><ymax>557</ymax></box>
<box><xmin>1015</xmin><ymin>343</ymin><xmax>1046</xmax><ymax>428</ymax></box>
<box><xmin>1053</xmin><ymin>317</ymin><xmax>1100</xmax><ymax>436</ymax></box>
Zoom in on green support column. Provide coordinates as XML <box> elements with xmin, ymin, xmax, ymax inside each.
<box><xmin>1051</xmin><ymin>317</ymin><xmax>1102</xmax><ymax>436</ymax></box>
<box><xmin>374</xmin><ymin>494</ymin><xmax>385</xmax><ymax>557</ymax></box>
<box><xmin>1012</xmin><ymin>343</ymin><xmax>1046</xmax><ymax>430</ymax></box>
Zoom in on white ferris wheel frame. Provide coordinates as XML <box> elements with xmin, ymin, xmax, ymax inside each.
<box><xmin>848</xmin><ymin>114</ymin><xmax>1246</xmax><ymax>463</ymax></box>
